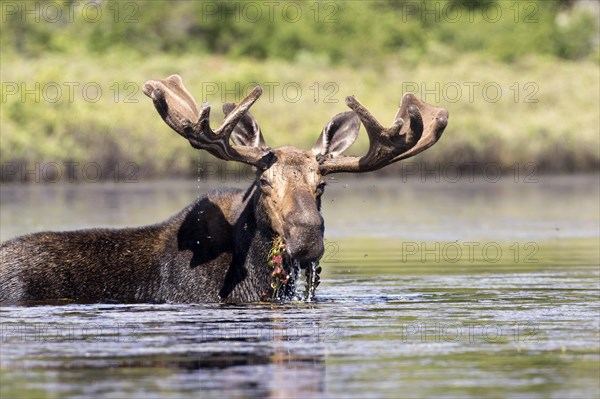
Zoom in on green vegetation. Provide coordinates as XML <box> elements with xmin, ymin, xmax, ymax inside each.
<box><xmin>3</xmin><ymin>0</ymin><xmax>598</xmax><ymax>63</ymax></box>
<box><xmin>1</xmin><ymin>0</ymin><xmax>598</xmax><ymax>180</ymax></box>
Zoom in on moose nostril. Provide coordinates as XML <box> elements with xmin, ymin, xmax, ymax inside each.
<box><xmin>287</xmin><ymin>242</ymin><xmax>324</xmax><ymax>263</ymax></box>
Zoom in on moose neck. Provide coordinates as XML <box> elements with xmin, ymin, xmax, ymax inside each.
<box><xmin>222</xmin><ymin>181</ymin><xmax>301</xmax><ymax>302</ymax></box>
<box><xmin>217</xmin><ymin>183</ymin><xmax>273</xmax><ymax>301</ymax></box>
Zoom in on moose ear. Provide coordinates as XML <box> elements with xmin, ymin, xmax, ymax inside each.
<box><xmin>223</xmin><ymin>103</ymin><xmax>266</xmax><ymax>148</ymax></box>
<box><xmin>311</xmin><ymin>111</ymin><xmax>360</xmax><ymax>157</ymax></box>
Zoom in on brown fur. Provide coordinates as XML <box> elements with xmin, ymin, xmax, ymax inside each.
<box><xmin>0</xmin><ymin>150</ymin><xmax>328</xmax><ymax>304</ymax></box>
<box><xmin>1</xmin><ymin>77</ymin><xmax>448</xmax><ymax>304</ymax></box>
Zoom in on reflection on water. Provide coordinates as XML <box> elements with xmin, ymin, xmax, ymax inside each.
<box><xmin>1</xmin><ymin>176</ymin><xmax>599</xmax><ymax>398</ymax></box>
<box><xmin>1</xmin><ymin>303</ymin><xmax>329</xmax><ymax>398</ymax></box>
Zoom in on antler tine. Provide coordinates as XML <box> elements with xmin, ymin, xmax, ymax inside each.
<box><xmin>319</xmin><ymin>93</ymin><xmax>448</xmax><ymax>175</ymax></box>
<box><xmin>345</xmin><ymin>96</ymin><xmax>389</xmax><ymax>140</ymax></box>
<box><xmin>392</xmin><ymin>94</ymin><xmax>448</xmax><ymax>162</ymax></box>
<box><xmin>144</xmin><ymin>75</ymin><xmax>269</xmax><ymax>168</ymax></box>
<box><xmin>217</xmin><ymin>86</ymin><xmax>263</xmax><ymax>137</ymax></box>
<box><xmin>143</xmin><ymin>75</ymin><xmax>200</xmax><ymax>140</ymax></box>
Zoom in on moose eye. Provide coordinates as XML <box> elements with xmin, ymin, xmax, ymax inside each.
<box><xmin>316</xmin><ymin>182</ymin><xmax>327</xmax><ymax>196</ymax></box>
<box><xmin>259</xmin><ymin>178</ymin><xmax>272</xmax><ymax>190</ymax></box>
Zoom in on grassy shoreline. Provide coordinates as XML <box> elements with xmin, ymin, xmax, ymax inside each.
<box><xmin>1</xmin><ymin>52</ymin><xmax>598</xmax><ymax>181</ymax></box>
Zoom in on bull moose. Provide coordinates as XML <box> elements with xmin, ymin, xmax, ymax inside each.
<box><xmin>0</xmin><ymin>75</ymin><xmax>448</xmax><ymax>303</ymax></box>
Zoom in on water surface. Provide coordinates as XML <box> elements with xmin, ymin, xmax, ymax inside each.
<box><xmin>1</xmin><ymin>176</ymin><xmax>598</xmax><ymax>398</ymax></box>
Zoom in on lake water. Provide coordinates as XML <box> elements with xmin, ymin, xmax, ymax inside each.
<box><xmin>1</xmin><ymin>175</ymin><xmax>599</xmax><ymax>398</ymax></box>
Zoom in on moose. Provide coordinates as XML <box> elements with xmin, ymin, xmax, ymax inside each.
<box><xmin>0</xmin><ymin>75</ymin><xmax>448</xmax><ymax>304</ymax></box>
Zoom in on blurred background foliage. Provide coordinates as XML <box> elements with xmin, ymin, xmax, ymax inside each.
<box><xmin>3</xmin><ymin>0</ymin><xmax>599</xmax><ymax>63</ymax></box>
<box><xmin>1</xmin><ymin>0</ymin><xmax>599</xmax><ymax>180</ymax></box>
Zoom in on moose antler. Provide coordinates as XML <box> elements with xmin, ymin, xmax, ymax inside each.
<box><xmin>143</xmin><ymin>75</ymin><xmax>271</xmax><ymax>169</ymax></box>
<box><xmin>319</xmin><ymin>93</ymin><xmax>449</xmax><ymax>174</ymax></box>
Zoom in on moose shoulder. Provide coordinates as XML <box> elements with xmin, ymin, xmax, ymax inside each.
<box><xmin>0</xmin><ymin>75</ymin><xmax>448</xmax><ymax>304</ymax></box>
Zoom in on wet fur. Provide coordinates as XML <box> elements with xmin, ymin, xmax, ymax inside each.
<box><xmin>0</xmin><ymin>187</ymin><xmax>280</xmax><ymax>304</ymax></box>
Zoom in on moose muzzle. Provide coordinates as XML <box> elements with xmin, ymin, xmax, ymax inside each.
<box><xmin>282</xmin><ymin>194</ymin><xmax>325</xmax><ymax>263</ymax></box>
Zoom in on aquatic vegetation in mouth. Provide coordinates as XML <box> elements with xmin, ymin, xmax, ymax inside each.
<box><xmin>264</xmin><ymin>236</ymin><xmax>322</xmax><ymax>302</ymax></box>
<box><xmin>264</xmin><ymin>236</ymin><xmax>290</xmax><ymax>300</ymax></box>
